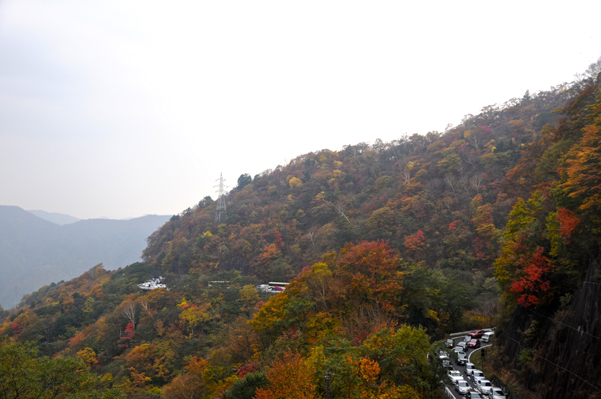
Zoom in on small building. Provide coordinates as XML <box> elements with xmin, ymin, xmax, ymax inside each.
<box><xmin>138</xmin><ymin>276</ymin><xmax>166</xmax><ymax>290</ymax></box>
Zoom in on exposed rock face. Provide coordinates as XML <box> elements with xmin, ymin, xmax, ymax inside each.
<box><xmin>537</xmin><ymin>258</ymin><xmax>601</xmax><ymax>399</ymax></box>
<box><xmin>497</xmin><ymin>257</ymin><xmax>601</xmax><ymax>399</ymax></box>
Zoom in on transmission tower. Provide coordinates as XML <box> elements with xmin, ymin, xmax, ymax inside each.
<box><xmin>214</xmin><ymin>173</ymin><xmax>227</xmax><ymax>223</ymax></box>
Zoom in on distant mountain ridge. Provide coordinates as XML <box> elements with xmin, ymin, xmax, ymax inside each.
<box><xmin>27</xmin><ymin>210</ymin><xmax>81</xmax><ymax>225</ymax></box>
<box><xmin>0</xmin><ymin>206</ymin><xmax>170</xmax><ymax>308</ymax></box>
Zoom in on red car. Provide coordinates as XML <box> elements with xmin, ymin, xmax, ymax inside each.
<box><xmin>468</xmin><ymin>329</ymin><xmax>485</xmax><ymax>339</ymax></box>
<box><xmin>467</xmin><ymin>338</ymin><xmax>481</xmax><ymax>348</ymax></box>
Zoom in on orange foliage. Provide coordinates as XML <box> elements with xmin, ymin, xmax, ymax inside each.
<box><xmin>69</xmin><ymin>332</ymin><xmax>85</xmax><ymax>349</ymax></box>
<box><xmin>254</xmin><ymin>351</ymin><xmax>317</xmax><ymax>399</ymax></box>
<box><xmin>162</xmin><ymin>357</ymin><xmax>209</xmax><ymax>399</ymax></box>
<box><xmin>403</xmin><ymin>230</ymin><xmax>425</xmax><ymax>254</ymax></box>
<box><xmin>556</xmin><ymin>207</ymin><xmax>580</xmax><ymax>238</ymax></box>
<box><xmin>258</xmin><ymin>244</ymin><xmax>281</xmax><ymax>263</ymax></box>
<box><xmin>332</xmin><ymin>241</ymin><xmax>403</xmax><ymax>313</ymax></box>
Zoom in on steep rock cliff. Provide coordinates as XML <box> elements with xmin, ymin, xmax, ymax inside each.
<box><xmin>497</xmin><ymin>257</ymin><xmax>601</xmax><ymax>399</ymax></box>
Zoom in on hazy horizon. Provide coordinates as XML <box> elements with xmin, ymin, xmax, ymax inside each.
<box><xmin>1</xmin><ymin>0</ymin><xmax>600</xmax><ymax>219</ymax></box>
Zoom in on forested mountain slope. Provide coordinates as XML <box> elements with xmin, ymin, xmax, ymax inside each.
<box><xmin>2</xmin><ymin>65</ymin><xmax>601</xmax><ymax>399</ymax></box>
<box><xmin>489</xmin><ymin>66</ymin><xmax>601</xmax><ymax>398</ymax></box>
<box><xmin>144</xmin><ymin>81</ymin><xmax>579</xmax><ymax>281</ymax></box>
<box><xmin>0</xmin><ymin>206</ymin><xmax>170</xmax><ymax>308</ymax></box>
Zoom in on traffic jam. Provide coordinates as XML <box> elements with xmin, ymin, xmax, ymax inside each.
<box><xmin>439</xmin><ymin>329</ymin><xmax>507</xmax><ymax>399</ymax></box>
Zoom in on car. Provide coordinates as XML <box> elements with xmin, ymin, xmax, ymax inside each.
<box><xmin>467</xmin><ymin>339</ymin><xmax>481</xmax><ymax>349</ymax></box>
<box><xmin>489</xmin><ymin>387</ymin><xmax>507</xmax><ymax>399</ymax></box>
<box><xmin>476</xmin><ymin>379</ymin><xmax>494</xmax><ymax>395</ymax></box>
<box><xmin>467</xmin><ymin>391</ymin><xmax>484</xmax><ymax>399</ymax></box>
<box><xmin>471</xmin><ymin>370</ymin><xmax>486</xmax><ymax>384</ymax></box>
<box><xmin>464</xmin><ymin>335</ymin><xmax>472</xmax><ymax>342</ymax></box>
<box><xmin>455</xmin><ymin>379</ymin><xmax>471</xmax><ymax>396</ymax></box>
<box><xmin>468</xmin><ymin>329</ymin><xmax>485</xmax><ymax>339</ymax></box>
<box><xmin>457</xmin><ymin>352</ymin><xmax>468</xmax><ymax>365</ymax></box>
<box><xmin>457</xmin><ymin>341</ymin><xmax>467</xmax><ymax>350</ymax></box>
<box><xmin>445</xmin><ymin>338</ymin><xmax>454</xmax><ymax>348</ymax></box>
<box><xmin>482</xmin><ymin>331</ymin><xmax>495</xmax><ymax>343</ymax></box>
<box><xmin>442</xmin><ymin>360</ymin><xmax>453</xmax><ymax>369</ymax></box>
<box><xmin>465</xmin><ymin>362</ymin><xmax>476</xmax><ymax>375</ymax></box>
<box><xmin>439</xmin><ymin>351</ymin><xmax>449</xmax><ymax>361</ymax></box>
<box><xmin>447</xmin><ymin>370</ymin><xmax>463</xmax><ymax>384</ymax></box>
<box><xmin>453</xmin><ymin>346</ymin><xmax>466</xmax><ymax>354</ymax></box>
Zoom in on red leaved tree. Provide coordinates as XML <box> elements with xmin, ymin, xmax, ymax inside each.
<box><xmin>510</xmin><ymin>246</ymin><xmax>553</xmax><ymax>307</ymax></box>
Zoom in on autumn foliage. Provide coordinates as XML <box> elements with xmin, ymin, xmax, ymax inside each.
<box><xmin>510</xmin><ymin>246</ymin><xmax>553</xmax><ymax>307</ymax></box>
<box><xmin>254</xmin><ymin>351</ymin><xmax>318</xmax><ymax>399</ymax></box>
<box><xmin>2</xmin><ymin>66</ymin><xmax>601</xmax><ymax>399</ymax></box>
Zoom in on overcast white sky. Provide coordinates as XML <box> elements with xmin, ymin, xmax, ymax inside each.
<box><xmin>0</xmin><ymin>0</ymin><xmax>599</xmax><ymax>219</ymax></box>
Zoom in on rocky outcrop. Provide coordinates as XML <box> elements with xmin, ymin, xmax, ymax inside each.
<box><xmin>497</xmin><ymin>257</ymin><xmax>601</xmax><ymax>399</ymax></box>
<box><xmin>537</xmin><ymin>257</ymin><xmax>601</xmax><ymax>399</ymax></box>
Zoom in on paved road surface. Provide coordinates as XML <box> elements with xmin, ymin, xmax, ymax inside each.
<box><xmin>443</xmin><ymin>336</ymin><xmax>492</xmax><ymax>398</ymax></box>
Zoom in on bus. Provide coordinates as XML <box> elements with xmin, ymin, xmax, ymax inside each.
<box><xmin>256</xmin><ymin>282</ymin><xmax>290</xmax><ymax>293</ymax></box>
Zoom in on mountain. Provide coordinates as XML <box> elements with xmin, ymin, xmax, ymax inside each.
<box><xmin>0</xmin><ymin>206</ymin><xmax>170</xmax><ymax>308</ymax></box>
<box><xmin>27</xmin><ymin>209</ymin><xmax>81</xmax><ymax>225</ymax></box>
<box><xmin>1</xmin><ymin>68</ymin><xmax>600</xmax><ymax>399</ymax></box>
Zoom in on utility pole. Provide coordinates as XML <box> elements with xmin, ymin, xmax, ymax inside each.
<box><xmin>214</xmin><ymin>173</ymin><xmax>227</xmax><ymax>223</ymax></box>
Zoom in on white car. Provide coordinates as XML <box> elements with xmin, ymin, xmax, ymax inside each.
<box><xmin>439</xmin><ymin>351</ymin><xmax>449</xmax><ymax>361</ymax></box>
<box><xmin>489</xmin><ymin>387</ymin><xmax>507</xmax><ymax>399</ymax></box>
<box><xmin>465</xmin><ymin>362</ymin><xmax>476</xmax><ymax>375</ymax></box>
<box><xmin>471</xmin><ymin>370</ymin><xmax>486</xmax><ymax>384</ymax></box>
<box><xmin>447</xmin><ymin>370</ymin><xmax>463</xmax><ymax>385</ymax></box>
<box><xmin>476</xmin><ymin>379</ymin><xmax>494</xmax><ymax>395</ymax></box>
<box><xmin>455</xmin><ymin>379</ymin><xmax>471</xmax><ymax>396</ymax></box>
<box><xmin>482</xmin><ymin>331</ymin><xmax>495</xmax><ymax>343</ymax></box>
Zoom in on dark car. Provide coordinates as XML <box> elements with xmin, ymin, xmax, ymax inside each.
<box><xmin>445</xmin><ymin>338</ymin><xmax>454</xmax><ymax>348</ymax></box>
<box><xmin>468</xmin><ymin>329</ymin><xmax>485</xmax><ymax>339</ymax></box>
<box><xmin>467</xmin><ymin>338</ymin><xmax>481</xmax><ymax>348</ymax></box>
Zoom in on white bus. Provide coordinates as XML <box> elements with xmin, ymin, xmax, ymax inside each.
<box><xmin>268</xmin><ymin>282</ymin><xmax>289</xmax><ymax>289</ymax></box>
<box><xmin>256</xmin><ymin>282</ymin><xmax>290</xmax><ymax>293</ymax></box>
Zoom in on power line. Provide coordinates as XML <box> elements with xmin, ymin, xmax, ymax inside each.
<box><xmin>505</xmin><ymin>335</ymin><xmax>601</xmax><ymax>392</ymax></box>
<box><xmin>523</xmin><ymin>283</ymin><xmax>601</xmax><ymax>342</ymax></box>
<box><xmin>529</xmin><ymin>307</ymin><xmax>601</xmax><ymax>341</ymax></box>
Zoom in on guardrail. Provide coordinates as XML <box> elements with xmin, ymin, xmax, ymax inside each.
<box><xmin>444</xmin><ymin>385</ymin><xmax>455</xmax><ymax>398</ymax></box>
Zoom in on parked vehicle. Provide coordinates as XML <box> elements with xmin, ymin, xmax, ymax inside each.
<box><xmin>482</xmin><ymin>331</ymin><xmax>494</xmax><ymax>343</ymax></box>
<box><xmin>467</xmin><ymin>338</ymin><xmax>481</xmax><ymax>348</ymax></box>
<box><xmin>446</xmin><ymin>338</ymin><xmax>454</xmax><ymax>348</ymax></box>
<box><xmin>476</xmin><ymin>379</ymin><xmax>494</xmax><ymax>395</ymax></box>
<box><xmin>489</xmin><ymin>387</ymin><xmax>507</xmax><ymax>399</ymax></box>
<box><xmin>455</xmin><ymin>380</ymin><xmax>471</xmax><ymax>396</ymax></box>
